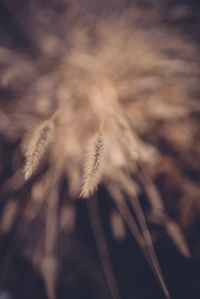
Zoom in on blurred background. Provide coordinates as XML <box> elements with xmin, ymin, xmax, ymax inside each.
<box><xmin>0</xmin><ymin>0</ymin><xmax>200</xmax><ymax>299</ymax></box>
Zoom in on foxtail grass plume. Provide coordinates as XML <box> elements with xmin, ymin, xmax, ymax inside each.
<box><xmin>24</xmin><ymin>120</ymin><xmax>54</xmax><ymax>180</ymax></box>
<box><xmin>81</xmin><ymin>132</ymin><xmax>107</xmax><ymax>198</ymax></box>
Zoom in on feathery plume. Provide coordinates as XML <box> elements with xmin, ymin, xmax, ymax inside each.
<box><xmin>24</xmin><ymin>120</ymin><xmax>54</xmax><ymax>180</ymax></box>
<box><xmin>80</xmin><ymin>132</ymin><xmax>106</xmax><ymax>198</ymax></box>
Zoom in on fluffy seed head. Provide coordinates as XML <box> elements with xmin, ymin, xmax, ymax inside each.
<box><xmin>24</xmin><ymin>120</ymin><xmax>54</xmax><ymax>180</ymax></box>
<box><xmin>80</xmin><ymin>132</ymin><xmax>107</xmax><ymax>198</ymax></box>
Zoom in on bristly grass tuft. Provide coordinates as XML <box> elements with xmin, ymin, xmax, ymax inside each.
<box><xmin>24</xmin><ymin>120</ymin><xmax>54</xmax><ymax>180</ymax></box>
<box><xmin>80</xmin><ymin>132</ymin><xmax>106</xmax><ymax>198</ymax></box>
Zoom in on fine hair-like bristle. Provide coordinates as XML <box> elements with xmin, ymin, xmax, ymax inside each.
<box><xmin>80</xmin><ymin>132</ymin><xmax>106</xmax><ymax>198</ymax></box>
<box><xmin>24</xmin><ymin>120</ymin><xmax>54</xmax><ymax>180</ymax></box>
